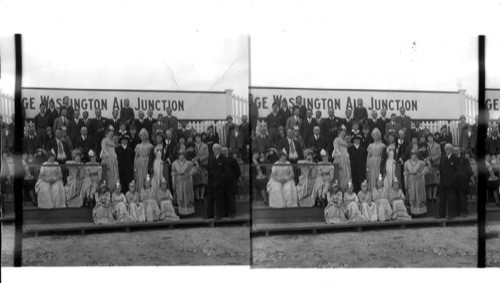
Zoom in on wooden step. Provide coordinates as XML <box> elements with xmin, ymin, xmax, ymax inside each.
<box><xmin>486</xmin><ymin>206</ymin><xmax>500</xmax><ymax>220</ymax></box>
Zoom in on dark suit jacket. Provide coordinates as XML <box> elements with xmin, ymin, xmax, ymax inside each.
<box><xmin>266</xmin><ymin>112</ymin><xmax>283</xmax><ymax>130</ymax></box>
<box><xmin>177</xmin><ymin>128</ymin><xmax>191</xmax><ymax>141</ymax></box>
<box><xmin>120</xmin><ymin>107</ymin><xmax>135</xmax><ymax>124</ymax></box>
<box><xmin>134</xmin><ymin>119</ymin><xmax>148</xmax><ymax>133</ymax></box>
<box><xmin>321</xmin><ymin>116</ymin><xmax>341</xmax><ymax>141</ymax></box>
<box><xmin>486</xmin><ymin>137</ymin><xmax>500</xmax><ymax>155</ymax></box>
<box><xmin>144</xmin><ymin>117</ymin><xmax>156</xmax><ymax>135</ymax></box>
<box><xmin>277</xmin><ymin>138</ymin><xmax>304</xmax><ymax>161</ymax></box>
<box><xmin>59</xmin><ymin>105</ymin><xmax>74</xmax><ymax>119</ymax></box>
<box><xmin>439</xmin><ymin>154</ymin><xmax>460</xmax><ymax>187</ymax></box>
<box><xmin>340</xmin><ymin>118</ymin><xmax>354</xmax><ymax>133</ymax></box>
<box><xmin>307</xmin><ymin>134</ymin><xmax>326</xmax><ymax>151</ymax></box>
<box><xmin>74</xmin><ymin>135</ymin><xmax>95</xmax><ymax>162</ymax></box>
<box><xmin>68</xmin><ymin>118</ymin><xmax>85</xmax><ymax>145</ymax></box>
<box><xmin>45</xmin><ymin>138</ymin><xmax>72</xmax><ymax>161</ymax></box>
<box><xmin>226</xmin><ymin>156</ymin><xmax>241</xmax><ymax>190</ymax></box>
<box><xmin>163</xmin><ymin>116</ymin><xmax>178</xmax><ymax>132</ymax></box>
<box><xmin>252</xmin><ymin>134</ymin><xmax>272</xmax><ymax>154</ymax></box>
<box><xmin>353</xmin><ymin>107</ymin><xmax>368</xmax><ymax>123</ymax></box>
<box><xmin>109</xmin><ymin>118</ymin><xmax>123</xmax><ymax>132</ymax></box>
<box><xmin>46</xmin><ymin>108</ymin><xmax>59</xmax><ymax>126</ymax></box>
<box><xmin>300</xmin><ymin>118</ymin><xmax>318</xmax><ymax>143</ymax></box>
<box><xmin>229</xmin><ymin>132</ymin><xmax>244</xmax><ymax>150</ymax></box>
<box><xmin>163</xmin><ymin>139</ymin><xmax>177</xmax><ymax>162</ymax></box>
<box><xmin>23</xmin><ymin>135</ymin><xmax>42</xmax><ymax>155</ymax></box>
<box><xmin>395</xmin><ymin>115</ymin><xmax>411</xmax><ymax>131</ymax></box>
<box><xmin>385</xmin><ymin>122</ymin><xmax>401</xmax><ymax>141</ymax></box>
<box><xmin>277</xmin><ymin>107</ymin><xmax>292</xmax><ymax>127</ymax></box>
<box><xmin>208</xmin><ymin>154</ymin><xmax>229</xmax><ymax>188</ymax></box>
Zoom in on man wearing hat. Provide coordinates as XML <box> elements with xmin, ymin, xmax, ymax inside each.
<box><xmin>348</xmin><ymin>134</ymin><xmax>367</xmax><ymax>193</ymax></box>
<box><xmin>116</xmin><ymin>134</ymin><xmax>135</xmax><ymax>193</ymax></box>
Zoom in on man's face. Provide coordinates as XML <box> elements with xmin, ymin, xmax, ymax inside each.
<box><xmin>112</xmin><ymin>111</ymin><xmax>118</xmax><ymax>119</ymax></box>
<box><xmin>61</xmin><ymin>109</ymin><xmax>67</xmax><ymax>117</ymax></box>
<box><xmin>213</xmin><ymin>147</ymin><xmax>221</xmax><ymax>156</ymax></box>
<box><xmin>294</xmin><ymin>109</ymin><xmax>300</xmax><ymax>116</ymax></box>
<box><xmin>381</xmin><ymin>109</ymin><xmax>387</xmax><ymax>117</ymax></box>
<box><xmin>313</xmin><ymin>127</ymin><xmax>320</xmax><ymax>135</ymax></box>
<box><xmin>307</xmin><ymin>110</ymin><xmax>313</xmax><ymax>118</ymax></box>
<box><xmin>182</xmin><ymin>121</ymin><xmax>187</xmax><ymax>128</ymax></box>
<box><xmin>221</xmin><ymin>148</ymin><xmax>229</xmax><ymax>156</ymax></box>
<box><xmin>138</xmin><ymin>111</ymin><xmax>144</xmax><ymax>119</ymax></box>
<box><xmin>83</xmin><ymin>112</ymin><xmax>89</xmax><ymax>119</ymax></box>
<box><xmin>354</xmin><ymin>138</ymin><xmax>360</xmax><ymax>146</ymax></box>
<box><xmin>95</xmin><ymin>109</ymin><xmax>102</xmax><ymax>118</ymax></box>
<box><xmin>328</xmin><ymin>109</ymin><xmax>334</xmax><ymax>117</ymax></box>
<box><xmin>74</xmin><ymin>111</ymin><xmax>80</xmax><ymax>119</ymax></box>
<box><xmin>40</xmin><ymin>104</ymin><xmax>46</xmax><ymax>113</ymax></box>
<box><xmin>124</xmin><ymin>99</ymin><xmax>130</xmax><ymax>107</ymax></box>
<box><xmin>282</xmin><ymin>101</ymin><xmax>287</xmax><ymax>108</ymax></box>
<box><xmin>400</xmin><ymin>108</ymin><xmax>406</xmax><ymax>115</ymax></box>
<box><xmin>445</xmin><ymin>146</ymin><xmax>453</xmax><ymax>156</ymax></box>
<box><xmin>346</xmin><ymin>110</ymin><xmax>352</xmax><ymax>118</ymax></box>
<box><xmin>130</xmin><ymin>128</ymin><xmax>137</xmax><ymax>135</ymax></box>
<box><xmin>371</xmin><ymin>111</ymin><xmax>377</xmax><ymax>119</ymax></box>
<box><xmin>452</xmin><ymin>148</ymin><xmax>460</xmax><ymax>156</ymax></box>
<box><xmin>287</xmin><ymin>129</ymin><xmax>294</xmax><ymax>139</ymax></box>
<box><xmin>49</xmin><ymin>101</ymin><xmax>55</xmax><ymax>109</ymax></box>
<box><xmin>315</xmin><ymin>111</ymin><xmax>322</xmax><ymax>119</ymax></box>
<box><xmin>55</xmin><ymin>129</ymin><xmax>62</xmax><ymax>139</ymax></box>
<box><xmin>157</xmin><ymin>115</ymin><xmax>163</xmax><ymax>122</ymax></box>
<box><xmin>296</xmin><ymin>96</ymin><xmax>302</xmax><ymax>105</ymax></box>
<box><xmin>166</xmin><ymin>131</ymin><xmax>172</xmax><ymax>139</ymax></box>
<box><xmin>391</xmin><ymin>115</ymin><xmax>396</xmax><ymax>122</ymax></box>
<box><xmin>398</xmin><ymin>131</ymin><xmax>405</xmax><ymax>139</ymax></box>
<box><xmin>63</xmin><ymin>97</ymin><xmax>69</xmax><ymax>105</ymax></box>
<box><xmin>166</xmin><ymin>108</ymin><xmax>172</xmax><ymax>116</ymax></box>
<box><xmin>241</xmin><ymin>115</ymin><xmax>248</xmax><ymax>123</ymax></box>
<box><xmin>357</xmin><ymin>99</ymin><xmax>363</xmax><ymax>107</ymax></box>
<box><xmin>81</xmin><ymin>127</ymin><xmax>88</xmax><ymax>136</ymax></box>
<box><xmin>62</xmin><ymin>129</ymin><xmax>68</xmax><ymax>137</ymax></box>
<box><xmin>147</xmin><ymin>109</ymin><xmax>153</xmax><ymax>118</ymax></box>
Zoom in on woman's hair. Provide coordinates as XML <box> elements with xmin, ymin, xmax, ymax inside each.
<box><xmin>139</xmin><ymin>128</ymin><xmax>149</xmax><ymax>139</ymax></box>
<box><xmin>178</xmin><ymin>149</ymin><xmax>186</xmax><ymax>156</ymax></box>
<box><xmin>71</xmin><ymin>149</ymin><xmax>82</xmax><ymax>159</ymax></box>
<box><xmin>426</xmin><ymin>133</ymin><xmax>434</xmax><ymax>141</ymax></box>
<box><xmin>371</xmin><ymin>128</ymin><xmax>381</xmax><ymax>140</ymax></box>
<box><xmin>194</xmin><ymin>133</ymin><xmax>202</xmax><ymax>140</ymax></box>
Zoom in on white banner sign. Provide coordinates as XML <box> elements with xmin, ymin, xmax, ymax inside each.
<box><xmin>250</xmin><ymin>86</ymin><xmax>463</xmax><ymax>120</ymax></box>
<box><xmin>486</xmin><ymin>89</ymin><xmax>500</xmax><ymax>120</ymax></box>
<box><xmin>22</xmin><ymin>88</ymin><xmax>231</xmax><ymax>120</ymax></box>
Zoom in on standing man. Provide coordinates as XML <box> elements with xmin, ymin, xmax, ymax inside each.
<box><xmin>34</xmin><ymin>103</ymin><xmax>52</xmax><ymax>139</ymax></box>
<box><xmin>295</xmin><ymin>96</ymin><xmax>307</xmax><ymax>119</ymax></box>
<box><xmin>239</xmin><ymin>115</ymin><xmax>250</xmax><ymax>162</ymax></box>
<box><xmin>321</xmin><ymin>108</ymin><xmax>341</xmax><ymax>142</ymax></box>
<box><xmin>248</xmin><ymin>93</ymin><xmax>259</xmax><ymax>135</ymax></box>
<box><xmin>59</xmin><ymin>96</ymin><xmax>74</xmax><ymax>119</ymax></box>
<box><xmin>53</xmin><ymin>108</ymin><xmax>69</xmax><ymax>131</ymax></box>
<box><xmin>134</xmin><ymin>110</ymin><xmax>147</xmax><ymax>133</ymax></box>
<box><xmin>300</xmin><ymin>109</ymin><xmax>317</xmax><ymax>144</ymax></box>
<box><xmin>47</xmin><ymin>100</ymin><xmax>59</xmax><ymax>126</ymax></box>
<box><xmin>67</xmin><ymin>109</ymin><xmax>84</xmax><ymax>146</ymax></box>
<box><xmin>222</xmin><ymin>147</ymin><xmax>240</xmax><ymax>218</ymax></box>
<box><xmin>454</xmin><ymin>146</ymin><xmax>474</xmax><ymax>218</ymax></box>
<box><xmin>81</xmin><ymin>111</ymin><xmax>91</xmax><ymax>129</ymax></box>
<box><xmin>437</xmin><ymin>143</ymin><xmax>460</xmax><ymax>219</ymax></box>
<box><xmin>315</xmin><ymin>110</ymin><xmax>323</xmax><ymax>127</ymax></box>
<box><xmin>228</xmin><ymin>126</ymin><xmax>244</xmax><ymax>155</ymax></box>
<box><xmin>252</xmin><ymin>125</ymin><xmax>272</xmax><ymax>154</ymax></box>
<box><xmin>205</xmin><ymin>125</ymin><xmax>220</xmax><ymax>156</ymax></box>
<box><xmin>348</xmin><ymin>134</ymin><xmax>367</xmax><ymax>193</ymax></box>
<box><xmin>278</xmin><ymin>99</ymin><xmax>292</xmax><ymax>128</ymax></box>
<box><xmin>285</xmin><ymin>107</ymin><xmax>302</xmax><ymax>131</ymax></box>
<box><xmin>109</xmin><ymin>108</ymin><xmax>122</xmax><ymax>132</ymax></box>
<box><xmin>116</xmin><ymin>135</ymin><xmax>135</xmax><ymax>193</ymax></box>
<box><xmin>395</xmin><ymin>107</ymin><xmax>412</xmax><ymax>133</ymax></box>
<box><xmin>119</xmin><ymin>98</ymin><xmax>135</xmax><ymax>127</ymax></box>
<box><xmin>177</xmin><ymin>121</ymin><xmax>190</xmax><ymax>142</ymax></box>
<box><xmin>206</xmin><ymin>144</ymin><xmax>229</xmax><ymax>220</ymax></box>
<box><xmin>23</xmin><ymin>126</ymin><xmax>42</xmax><ymax>155</ymax></box>
<box><xmin>145</xmin><ymin>108</ymin><xmax>156</xmax><ymax>136</ymax></box>
<box><xmin>88</xmin><ymin>108</ymin><xmax>109</xmax><ymax>160</ymax></box>
<box><xmin>341</xmin><ymin>108</ymin><xmax>354</xmax><ymax>132</ymax></box>
<box><xmin>385</xmin><ymin>114</ymin><xmax>401</xmax><ymax>142</ymax></box>
<box><xmin>152</xmin><ymin>114</ymin><xmax>168</xmax><ymax>136</ymax></box>
<box><xmin>266</xmin><ymin>102</ymin><xmax>282</xmax><ymax>148</ymax></box>
<box><xmin>378</xmin><ymin>108</ymin><xmax>389</xmax><ymax>142</ymax></box>
<box><xmin>307</xmin><ymin>126</ymin><xmax>325</xmax><ymax>162</ymax></box>
<box><xmin>353</xmin><ymin>98</ymin><xmax>368</xmax><ymax>125</ymax></box>
<box><xmin>367</xmin><ymin>110</ymin><xmax>379</xmax><ymax>134</ymax></box>
<box><xmin>163</xmin><ymin>107</ymin><xmax>179</xmax><ymax>133</ymax></box>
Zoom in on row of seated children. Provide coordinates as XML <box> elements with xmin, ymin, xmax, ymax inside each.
<box><xmin>324</xmin><ymin>175</ymin><xmax>411</xmax><ymax>224</ymax></box>
<box><xmin>93</xmin><ymin>175</ymin><xmax>179</xmax><ymax>224</ymax></box>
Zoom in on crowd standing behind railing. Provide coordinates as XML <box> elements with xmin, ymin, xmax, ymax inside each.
<box><xmin>0</xmin><ymin>97</ymin><xmax>250</xmax><ymax>224</ymax></box>
<box><xmin>250</xmin><ymin>97</ymin><xmax>497</xmax><ymax>223</ymax></box>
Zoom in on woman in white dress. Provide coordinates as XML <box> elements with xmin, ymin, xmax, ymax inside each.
<box><xmin>366</xmin><ymin>128</ymin><xmax>386</xmax><ymax>190</ymax></box>
<box><xmin>125</xmin><ymin>180</ymin><xmax>146</xmax><ymax>222</ymax></box>
<box><xmin>156</xmin><ymin>178</ymin><xmax>180</xmax><ymax>221</ymax></box>
<box><xmin>150</xmin><ymin>133</ymin><xmax>165</xmax><ymax>191</ymax></box>
<box><xmin>389</xmin><ymin>178</ymin><xmax>412</xmax><ymax>220</ymax></box>
<box><xmin>312</xmin><ymin>150</ymin><xmax>335</xmax><ymax>206</ymax></box>
<box><xmin>266</xmin><ymin>152</ymin><xmax>298</xmax><ymax>208</ymax></box>
<box><xmin>332</xmin><ymin>126</ymin><xmax>351</xmax><ymax>191</ymax></box>
<box><xmin>101</xmin><ymin>129</ymin><xmax>119</xmax><ymax>191</ymax></box>
<box><xmin>65</xmin><ymin>149</ymin><xmax>85</xmax><ymax>207</ymax></box>
<box><xmin>296</xmin><ymin>150</ymin><xmax>317</xmax><ymax>207</ymax></box>
<box><xmin>140</xmin><ymin>175</ymin><xmax>161</xmax><ymax>222</ymax></box>
<box><xmin>383</xmin><ymin>145</ymin><xmax>397</xmax><ymax>190</ymax></box>
<box><xmin>358</xmin><ymin>180</ymin><xmax>377</xmax><ymax>221</ymax></box>
<box><xmin>344</xmin><ymin>181</ymin><xmax>366</xmax><ymax>222</ymax></box>
<box><xmin>35</xmin><ymin>151</ymin><xmax>66</xmax><ymax>209</ymax></box>
<box><xmin>324</xmin><ymin>181</ymin><xmax>347</xmax><ymax>224</ymax></box>
<box><xmin>372</xmin><ymin>174</ymin><xmax>393</xmax><ymax>221</ymax></box>
<box><xmin>81</xmin><ymin>150</ymin><xmax>102</xmax><ymax>206</ymax></box>
<box><xmin>111</xmin><ymin>182</ymin><xmax>134</xmax><ymax>222</ymax></box>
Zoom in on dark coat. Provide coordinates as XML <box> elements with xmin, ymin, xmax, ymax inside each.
<box><xmin>277</xmin><ymin>107</ymin><xmax>292</xmax><ymax>127</ymax></box>
<box><xmin>348</xmin><ymin>144</ymin><xmax>367</xmax><ymax>192</ymax></box>
<box><xmin>133</xmin><ymin>119</ymin><xmax>148</xmax><ymax>133</ymax></box>
<box><xmin>116</xmin><ymin>144</ymin><xmax>135</xmax><ymax>189</ymax></box>
<box><xmin>300</xmin><ymin>117</ymin><xmax>318</xmax><ymax>143</ymax></box>
<box><xmin>67</xmin><ymin>118</ymin><xmax>85</xmax><ymax>146</ymax></box>
<box><xmin>208</xmin><ymin>154</ymin><xmax>229</xmax><ymax>188</ymax></box>
<box><xmin>439</xmin><ymin>154</ymin><xmax>460</xmax><ymax>187</ymax></box>
<box><xmin>277</xmin><ymin>137</ymin><xmax>304</xmax><ymax>161</ymax></box>
<box><xmin>163</xmin><ymin>115</ymin><xmax>178</xmax><ymax>132</ymax></box>
<box><xmin>45</xmin><ymin>138</ymin><xmax>72</xmax><ymax>162</ymax></box>
<box><xmin>23</xmin><ymin>135</ymin><xmax>42</xmax><ymax>155</ymax></box>
<box><xmin>119</xmin><ymin>107</ymin><xmax>135</xmax><ymax>124</ymax></box>
<box><xmin>486</xmin><ymin>136</ymin><xmax>500</xmax><ymax>155</ymax></box>
<box><xmin>353</xmin><ymin>107</ymin><xmax>368</xmax><ymax>124</ymax></box>
<box><xmin>321</xmin><ymin>116</ymin><xmax>341</xmax><ymax>141</ymax></box>
<box><xmin>74</xmin><ymin>135</ymin><xmax>95</xmax><ymax>162</ymax></box>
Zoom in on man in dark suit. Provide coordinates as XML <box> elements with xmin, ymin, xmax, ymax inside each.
<box><xmin>486</xmin><ymin>128</ymin><xmax>500</xmax><ymax>156</ymax></box>
<box><xmin>378</xmin><ymin>108</ymin><xmax>390</xmax><ymax>142</ymax></box>
<box><xmin>341</xmin><ymin>109</ymin><xmax>354</xmax><ymax>132</ymax></box>
<box><xmin>116</xmin><ymin>135</ymin><xmax>135</xmax><ymax>193</ymax></box>
<box><xmin>67</xmin><ymin>109</ymin><xmax>84</xmax><ymax>146</ymax></box>
<box><xmin>438</xmin><ymin>143</ymin><xmax>461</xmax><ymax>219</ymax></box>
<box><xmin>163</xmin><ymin>107</ymin><xmax>178</xmax><ymax>132</ymax></box>
<box><xmin>23</xmin><ymin>126</ymin><xmax>42</xmax><ymax>155</ymax></box>
<box><xmin>253</xmin><ymin>125</ymin><xmax>272</xmax><ymax>154</ymax></box>
<box><xmin>266</xmin><ymin>102</ymin><xmax>283</xmax><ymax>146</ymax></box>
<box><xmin>152</xmin><ymin>114</ymin><xmax>168</xmax><ymax>136</ymax></box>
<box><xmin>88</xmin><ymin>108</ymin><xmax>109</xmax><ymax>160</ymax></box>
<box><xmin>46</xmin><ymin>100</ymin><xmax>59</xmax><ymax>126</ymax></box>
<box><xmin>177</xmin><ymin>121</ymin><xmax>190</xmax><ymax>142</ymax></box>
<box><xmin>385</xmin><ymin>114</ymin><xmax>401</xmax><ymax>142</ymax></box>
<box><xmin>74</xmin><ymin>126</ymin><xmax>95</xmax><ymax>163</ymax></box>
<box><xmin>45</xmin><ymin>127</ymin><xmax>72</xmax><ymax>164</ymax></box>
<box><xmin>360</xmin><ymin>123</ymin><xmax>373</xmax><ymax>149</ymax></box>
<box><xmin>119</xmin><ymin>98</ymin><xmax>135</xmax><ymax>126</ymax></box>
<box><xmin>348</xmin><ymin>135</ymin><xmax>367</xmax><ymax>193</ymax></box>
<box><xmin>353</xmin><ymin>98</ymin><xmax>368</xmax><ymax>125</ymax></box>
<box><xmin>294</xmin><ymin>96</ymin><xmax>308</xmax><ymax>119</ymax></box>
<box><xmin>206</xmin><ymin>144</ymin><xmax>229</xmax><ymax>220</ymax></box>
<box><xmin>395</xmin><ymin>107</ymin><xmax>411</xmax><ymax>132</ymax></box>
<box><xmin>239</xmin><ymin>115</ymin><xmax>250</xmax><ymax>161</ymax></box>
<box><xmin>81</xmin><ymin>111</ymin><xmax>91</xmax><ymax>129</ymax></box>
<box><xmin>128</xmin><ymin>125</ymin><xmax>141</xmax><ymax>151</ymax></box>
<box><xmin>454</xmin><ymin>147</ymin><xmax>474</xmax><ymax>218</ymax></box>
<box><xmin>307</xmin><ymin>126</ymin><xmax>326</xmax><ymax>162</ymax></box>
<box><xmin>367</xmin><ymin>110</ymin><xmax>380</xmax><ymax>134</ymax></box>
<box><xmin>133</xmin><ymin>110</ymin><xmax>147</xmax><ymax>133</ymax></box>
<box><xmin>222</xmin><ymin>147</ymin><xmax>240</xmax><ymax>218</ymax></box>
<box><xmin>109</xmin><ymin>109</ymin><xmax>122</xmax><ymax>132</ymax></box>
<box><xmin>205</xmin><ymin>125</ymin><xmax>220</xmax><ymax>156</ymax></box>
<box><xmin>34</xmin><ymin>103</ymin><xmax>52</xmax><ymax>140</ymax></box>
<box><xmin>277</xmin><ymin>99</ymin><xmax>292</xmax><ymax>128</ymax></box>
<box><xmin>321</xmin><ymin>108</ymin><xmax>341</xmax><ymax>142</ymax></box>
<box><xmin>145</xmin><ymin>108</ymin><xmax>156</xmax><ymax>136</ymax></box>
<box><xmin>300</xmin><ymin>109</ymin><xmax>317</xmax><ymax>143</ymax></box>
<box><xmin>277</xmin><ymin>128</ymin><xmax>304</xmax><ymax>163</ymax></box>
<box><xmin>59</xmin><ymin>96</ymin><xmax>74</xmax><ymax>119</ymax></box>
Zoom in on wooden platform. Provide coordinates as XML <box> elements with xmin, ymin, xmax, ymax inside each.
<box><xmin>23</xmin><ymin>214</ymin><xmax>250</xmax><ymax>237</ymax></box>
<box><xmin>252</xmin><ymin>216</ymin><xmax>478</xmax><ymax>237</ymax></box>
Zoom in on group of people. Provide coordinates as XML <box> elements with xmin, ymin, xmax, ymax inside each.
<box><xmin>252</xmin><ymin>96</ymin><xmax>480</xmax><ymax>221</ymax></box>
<box><xmin>0</xmin><ymin>96</ymin><xmax>248</xmax><ymax>221</ymax></box>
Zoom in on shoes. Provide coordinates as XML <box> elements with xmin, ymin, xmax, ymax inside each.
<box><xmin>264</xmin><ymin>201</ymin><xmax>269</xmax><ymax>206</ymax></box>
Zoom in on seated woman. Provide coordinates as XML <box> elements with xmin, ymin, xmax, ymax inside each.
<box><xmin>140</xmin><ymin>175</ymin><xmax>160</xmax><ymax>222</ymax></box>
<box><xmin>358</xmin><ymin>180</ymin><xmax>377</xmax><ymax>222</ymax></box>
<box><xmin>344</xmin><ymin>181</ymin><xmax>366</xmax><ymax>222</ymax></box>
<box><xmin>93</xmin><ymin>182</ymin><xmax>116</xmax><ymax>224</ymax></box>
<box><xmin>35</xmin><ymin>151</ymin><xmax>66</xmax><ymax>209</ymax></box>
<box><xmin>81</xmin><ymin>150</ymin><xmax>102</xmax><ymax>207</ymax></box>
<box><xmin>266</xmin><ymin>152</ymin><xmax>298</xmax><ymax>208</ymax></box>
<box><xmin>389</xmin><ymin>178</ymin><xmax>412</xmax><ymax>220</ymax></box>
<box><xmin>111</xmin><ymin>182</ymin><xmax>134</xmax><ymax>222</ymax></box>
<box><xmin>65</xmin><ymin>149</ymin><xmax>85</xmax><ymax>208</ymax></box>
<box><xmin>372</xmin><ymin>174</ymin><xmax>393</xmax><ymax>221</ymax></box>
<box><xmin>296</xmin><ymin>149</ymin><xmax>317</xmax><ymax>207</ymax></box>
<box><xmin>125</xmin><ymin>180</ymin><xmax>146</xmax><ymax>222</ymax></box>
<box><xmin>311</xmin><ymin>150</ymin><xmax>335</xmax><ymax>206</ymax></box>
<box><xmin>324</xmin><ymin>181</ymin><xmax>347</xmax><ymax>224</ymax></box>
<box><xmin>156</xmin><ymin>177</ymin><xmax>180</xmax><ymax>221</ymax></box>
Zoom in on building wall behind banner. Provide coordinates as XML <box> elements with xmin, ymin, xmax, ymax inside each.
<box><xmin>486</xmin><ymin>89</ymin><xmax>500</xmax><ymax>120</ymax></box>
<box><xmin>21</xmin><ymin>87</ymin><xmax>233</xmax><ymax>120</ymax></box>
<box><xmin>250</xmin><ymin>86</ymin><xmax>465</xmax><ymax>120</ymax></box>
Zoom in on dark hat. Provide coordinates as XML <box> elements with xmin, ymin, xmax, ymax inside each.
<box><xmin>118</xmin><ymin>134</ymin><xmax>131</xmax><ymax>143</ymax></box>
<box><xmin>351</xmin><ymin>134</ymin><xmax>362</xmax><ymax>142</ymax></box>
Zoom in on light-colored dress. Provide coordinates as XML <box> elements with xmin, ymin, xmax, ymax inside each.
<box><xmin>344</xmin><ymin>192</ymin><xmax>367</xmax><ymax>222</ymax></box>
<box><xmin>383</xmin><ymin>146</ymin><xmax>397</xmax><ymax>189</ymax></box>
<box><xmin>296</xmin><ymin>160</ymin><xmax>317</xmax><ymax>207</ymax></box>
<box><xmin>156</xmin><ymin>189</ymin><xmax>180</xmax><ymax>221</ymax></box>
<box><xmin>151</xmin><ymin>145</ymin><xmax>164</xmax><ymax>190</ymax></box>
<box><xmin>81</xmin><ymin>161</ymin><xmax>102</xmax><ymax>197</ymax></box>
<box><xmin>134</xmin><ymin>142</ymin><xmax>154</xmax><ymax>190</ymax></box>
<box><xmin>140</xmin><ymin>187</ymin><xmax>160</xmax><ymax>222</ymax></box>
<box><xmin>389</xmin><ymin>189</ymin><xmax>412</xmax><ymax>220</ymax></box>
<box><xmin>366</xmin><ymin>142</ymin><xmax>386</xmax><ymax>189</ymax></box>
<box><xmin>324</xmin><ymin>191</ymin><xmax>347</xmax><ymax>224</ymax></box>
<box><xmin>93</xmin><ymin>191</ymin><xmax>115</xmax><ymax>224</ymax></box>
<box><xmin>125</xmin><ymin>190</ymin><xmax>146</xmax><ymax>222</ymax></box>
<box><xmin>65</xmin><ymin>161</ymin><xmax>85</xmax><ymax>207</ymax></box>
<box><xmin>312</xmin><ymin>161</ymin><xmax>335</xmax><ymax>199</ymax></box>
<box><xmin>404</xmin><ymin>159</ymin><xmax>428</xmax><ymax>215</ymax></box>
<box><xmin>266</xmin><ymin>161</ymin><xmax>298</xmax><ymax>208</ymax></box>
<box><xmin>171</xmin><ymin>160</ymin><xmax>196</xmax><ymax>215</ymax></box>
<box><xmin>111</xmin><ymin>192</ymin><xmax>134</xmax><ymax>222</ymax></box>
<box><xmin>358</xmin><ymin>190</ymin><xmax>378</xmax><ymax>222</ymax></box>
<box><xmin>426</xmin><ymin>142</ymin><xmax>441</xmax><ymax>185</ymax></box>
<box><xmin>372</xmin><ymin>185</ymin><xmax>392</xmax><ymax>221</ymax></box>
<box><xmin>101</xmin><ymin>138</ymin><xmax>119</xmax><ymax>190</ymax></box>
<box><xmin>35</xmin><ymin>161</ymin><xmax>66</xmax><ymax>209</ymax></box>
<box><xmin>332</xmin><ymin>137</ymin><xmax>351</xmax><ymax>190</ymax></box>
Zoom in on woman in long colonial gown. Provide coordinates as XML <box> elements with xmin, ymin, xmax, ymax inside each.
<box><xmin>366</xmin><ymin>128</ymin><xmax>386</xmax><ymax>190</ymax></box>
<box><xmin>93</xmin><ymin>182</ymin><xmax>115</xmax><ymax>224</ymax></box>
<box><xmin>311</xmin><ymin>150</ymin><xmax>335</xmax><ymax>206</ymax></box>
<box><xmin>344</xmin><ymin>181</ymin><xmax>366</xmax><ymax>222</ymax></box>
<box><xmin>156</xmin><ymin>178</ymin><xmax>180</xmax><ymax>221</ymax></box>
<box><xmin>149</xmin><ymin>133</ymin><xmax>165</xmax><ymax>191</ymax></box>
<box><xmin>35</xmin><ymin>151</ymin><xmax>66</xmax><ymax>209</ymax></box>
<box><xmin>404</xmin><ymin>150</ymin><xmax>429</xmax><ymax>216</ymax></box>
<box><xmin>81</xmin><ymin>150</ymin><xmax>102</xmax><ymax>206</ymax></box>
<box><xmin>193</xmin><ymin>134</ymin><xmax>209</xmax><ymax>203</ymax></box>
<box><xmin>140</xmin><ymin>175</ymin><xmax>160</xmax><ymax>222</ymax></box>
<box><xmin>372</xmin><ymin>174</ymin><xmax>392</xmax><ymax>221</ymax></box>
<box><xmin>125</xmin><ymin>181</ymin><xmax>145</xmax><ymax>222</ymax></box>
<box><xmin>332</xmin><ymin>127</ymin><xmax>351</xmax><ymax>191</ymax></box>
<box><xmin>383</xmin><ymin>132</ymin><xmax>400</xmax><ymax>190</ymax></box>
<box><xmin>111</xmin><ymin>182</ymin><xmax>134</xmax><ymax>222</ymax></box>
<box><xmin>172</xmin><ymin>137</ymin><xmax>187</xmax><ymax>161</ymax></box>
<box><xmin>134</xmin><ymin>129</ymin><xmax>154</xmax><ymax>191</ymax></box>
<box><xmin>389</xmin><ymin>178</ymin><xmax>412</xmax><ymax>220</ymax></box>
<box><xmin>101</xmin><ymin>129</ymin><xmax>119</xmax><ymax>191</ymax></box>
<box><xmin>426</xmin><ymin>133</ymin><xmax>441</xmax><ymax>202</ymax></box>
<box><xmin>358</xmin><ymin>180</ymin><xmax>377</xmax><ymax>221</ymax></box>
<box><xmin>324</xmin><ymin>181</ymin><xmax>347</xmax><ymax>224</ymax></box>
<box><xmin>65</xmin><ymin>149</ymin><xmax>85</xmax><ymax>208</ymax></box>
<box><xmin>296</xmin><ymin>150</ymin><xmax>317</xmax><ymax>207</ymax></box>
<box><xmin>266</xmin><ymin>152</ymin><xmax>298</xmax><ymax>208</ymax></box>
<box><xmin>171</xmin><ymin>150</ymin><xmax>197</xmax><ymax>216</ymax></box>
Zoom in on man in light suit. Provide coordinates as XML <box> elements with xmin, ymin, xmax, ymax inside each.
<box><xmin>395</xmin><ymin>107</ymin><xmax>412</xmax><ymax>132</ymax></box>
<box><xmin>53</xmin><ymin>108</ymin><xmax>69</xmax><ymax>131</ymax></box>
<box><xmin>285</xmin><ymin>107</ymin><xmax>302</xmax><ymax>131</ymax></box>
<box><xmin>300</xmin><ymin>109</ymin><xmax>317</xmax><ymax>144</ymax></box>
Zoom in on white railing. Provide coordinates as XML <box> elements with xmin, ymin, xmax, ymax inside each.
<box><xmin>1</xmin><ymin>93</ymin><xmax>15</xmax><ymax>123</ymax></box>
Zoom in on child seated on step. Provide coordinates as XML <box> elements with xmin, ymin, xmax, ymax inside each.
<box><xmin>388</xmin><ymin>178</ymin><xmax>412</xmax><ymax>220</ymax></box>
<box><xmin>155</xmin><ymin>178</ymin><xmax>179</xmax><ymax>221</ymax></box>
<box><xmin>372</xmin><ymin>174</ymin><xmax>392</xmax><ymax>221</ymax></box>
<box><xmin>93</xmin><ymin>181</ymin><xmax>116</xmax><ymax>224</ymax></box>
<box><xmin>343</xmin><ymin>181</ymin><xmax>366</xmax><ymax>222</ymax></box>
<box><xmin>81</xmin><ymin>150</ymin><xmax>102</xmax><ymax>207</ymax></box>
<box><xmin>125</xmin><ymin>180</ymin><xmax>146</xmax><ymax>222</ymax></box>
<box><xmin>140</xmin><ymin>175</ymin><xmax>160</xmax><ymax>222</ymax></box>
<box><xmin>111</xmin><ymin>182</ymin><xmax>134</xmax><ymax>222</ymax></box>
<box><xmin>324</xmin><ymin>181</ymin><xmax>347</xmax><ymax>224</ymax></box>
<box><xmin>358</xmin><ymin>180</ymin><xmax>377</xmax><ymax>222</ymax></box>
